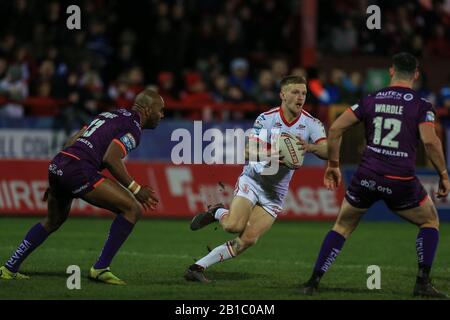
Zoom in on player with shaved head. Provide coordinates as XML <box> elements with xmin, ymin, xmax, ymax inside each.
<box><xmin>0</xmin><ymin>89</ymin><xmax>165</xmax><ymax>285</ymax></box>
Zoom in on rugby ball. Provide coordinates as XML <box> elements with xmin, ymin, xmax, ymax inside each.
<box><xmin>277</xmin><ymin>132</ymin><xmax>304</xmax><ymax>169</ymax></box>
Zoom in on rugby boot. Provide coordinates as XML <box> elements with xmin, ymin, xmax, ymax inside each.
<box><xmin>184</xmin><ymin>264</ymin><xmax>211</xmax><ymax>283</ymax></box>
<box><xmin>190</xmin><ymin>203</ymin><xmax>224</xmax><ymax>231</ymax></box>
<box><xmin>300</xmin><ymin>277</ymin><xmax>320</xmax><ymax>295</ymax></box>
<box><xmin>88</xmin><ymin>267</ymin><xmax>126</xmax><ymax>285</ymax></box>
<box><xmin>413</xmin><ymin>279</ymin><xmax>448</xmax><ymax>299</ymax></box>
<box><xmin>0</xmin><ymin>266</ymin><xmax>30</xmax><ymax>280</ymax></box>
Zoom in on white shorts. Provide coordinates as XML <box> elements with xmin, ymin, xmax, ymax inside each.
<box><xmin>234</xmin><ymin>174</ymin><xmax>284</xmax><ymax>218</ymax></box>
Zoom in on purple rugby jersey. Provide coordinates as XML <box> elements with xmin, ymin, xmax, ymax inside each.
<box><xmin>64</xmin><ymin>108</ymin><xmax>142</xmax><ymax>169</ymax></box>
<box><xmin>349</xmin><ymin>86</ymin><xmax>435</xmax><ymax>178</ymax></box>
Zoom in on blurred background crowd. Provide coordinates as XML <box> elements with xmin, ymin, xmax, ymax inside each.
<box><xmin>0</xmin><ymin>0</ymin><xmax>449</xmax><ymax>133</ymax></box>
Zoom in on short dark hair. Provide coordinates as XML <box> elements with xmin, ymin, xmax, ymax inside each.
<box><xmin>392</xmin><ymin>52</ymin><xmax>418</xmax><ymax>78</ymax></box>
<box><xmin>280</xmin><ymin>75</ymin><xmax>307</xmax><ymax>90</ymax></box>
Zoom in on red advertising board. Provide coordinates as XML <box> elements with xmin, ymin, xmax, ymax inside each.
<box><xmin>0</xmin><ymin>160</ymin><xmax>344</xmax><ymax>220</ymax></box>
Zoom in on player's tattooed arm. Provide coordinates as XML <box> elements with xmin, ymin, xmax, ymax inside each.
<box><xmin>63</xmin><ymin>127</ymin><xmax>87</xmax><ymax>148</ymax></box>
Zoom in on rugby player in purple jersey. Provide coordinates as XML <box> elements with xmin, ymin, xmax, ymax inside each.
<box><xmin>0</xmin><ymin>89</ymin><xmax>164</xmax><ymax>285</ymax></box>
<box><xmin>301</xmin><ymin>53</ymin><xmax>449</xmax><ymax>298</ymax></box>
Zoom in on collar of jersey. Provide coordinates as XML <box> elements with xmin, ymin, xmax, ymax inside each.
<box><xmin>279</xmin><ymin>106</ymin><xmax>301</xmax><ymax>127</ymax></box>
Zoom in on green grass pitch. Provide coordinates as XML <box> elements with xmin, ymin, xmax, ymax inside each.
<box><xmin>0</xmin><ymin>217</ymin><xmax>448</xmax><ymax>300</ymax></box>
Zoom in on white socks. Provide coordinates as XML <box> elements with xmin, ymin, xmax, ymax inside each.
<box><xmin>196</xmin><ymin>241</ymin><xmax>236</xmax><ymax>269</ymax></box>
<box><xmin>214</xmin><ymin>208</ymin><xmax>228</xmax><ymax>221</ymax></box>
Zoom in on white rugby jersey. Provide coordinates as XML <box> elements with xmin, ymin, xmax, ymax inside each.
<box><xmin>243</xmin><ymin>106</ymin><xmax>326</xmax><ymax>196</ymax></box>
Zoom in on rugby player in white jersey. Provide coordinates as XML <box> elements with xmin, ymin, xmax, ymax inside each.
<box><xmin>184</xmin><ymin>75</ymin><xmax>329</xmax><ymax>282</ymax></box>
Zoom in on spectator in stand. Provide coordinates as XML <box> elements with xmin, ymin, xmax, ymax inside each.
<box><xmin>211</xmin><ymin>74</ymin><xmax>229</xmax><ymax>103</ymax></box>
<box><xmin>31</xmin><ymin>60</ymin><xmax>57</xmax><ymax>97</ymax></box>
<box><xmin>250</xmin><ymin>69</ymin><xmax>278</xmax><ymax>107</ymax></box>
<box><xmin>226</xmin><ymin>84</ymin><xmax>246</xmax><ymax>120</ymax></box>
<box><xmin>107</xmin><ymin>74</ymin><xmax>134</xmax><ymax>109</ymax></box>
<box><xmin>437</xmin><ymin>75</ymin><xmax>450</xmax><ymax>110</ymax></box>
<box><xmin>228</xmin><ymin>57</ymin><xmax>254</xmax><ymax>97</ymax></box>
<box><xmin>329</xmin><ymin>19</ymin><xmax>358</xmax><ymax>54</ymax></box>
<box><xmin>271</xmin><ymin>58</ymin><xmax>289</xmax><ymax>90</ymax></box>
<box><xmin>79</xmin><ymin>69</ymin><xmax>104</xmax><ymax>102</ymax></box>
<box><xmin>325</xmin><ymin>69</ymin><xmax>345</xmax><ymax>104</ymax></box>
<box><xmin>127</xmin><ymin>66</ymin><xmax>145</xmax><ymax>97</ymax></box>
<box><xmin>0</xmin><ymin>65</ymin><xmax>28</xmax><ymax>118</ymax></box>
<box><xmin>426</xmin><ymin>24</ymin><xmax>450</xmax><ymax>58</ymax></box>
<box><xmin>0</xmin><ymin>56</ymin><xmax>8</xmax><ymax>80</ymax></box>
<box><xmin>180</xmin><ymin>71</ymin><xmax>214</xmax><ymax>120</ymax></box>
<box><xmin>414</xmin><ymin>72</ymin><xmax>437</xmax><ymax>105</ymax></box>
<box><xmin>52</xmin><ymin>71</ymin><xmax>93</xmax><ymax>144</ymax></box>
<box><xmin>12</xmin><ymin>45</ymin><xmax>31</xmax><ymax>82</ymax></box>
<box><xmin>157</xmin><ymin>71</ymin><xmax>179</xmax><ymax>103</ymax></box>
<box><xmin>340</xmin><ymin>71</ymin><xmax>364</xmax><ymax>104</ymax></box>
<box><xmin>0</xmin><ymin>33</ymin><xmax>16</xmax><ymax>58</ymax></box>
<box><xmin>307</xmin><ymin>67</ymin><xmax>330</xmax><ymax>106</ymax></box>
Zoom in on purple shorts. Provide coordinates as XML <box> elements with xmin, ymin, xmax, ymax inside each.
<box><xmin>48</xmin><ymin>152</ymin><xmax>105</xmax><ymax>198</ymax></box>
<box><xmin>345</xmin><ymin>167</ymin><xmax>428</xmax><ymax>211</ymax></box>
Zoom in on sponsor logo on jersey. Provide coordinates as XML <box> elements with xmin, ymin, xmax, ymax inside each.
<box><xmin>254</xmin><ymin>120</ymin><xmax>263</xmax><ymax>130</ymax></box>
<box><xmin>73</xmin><ymin>183</ymin><xmax>89</xmax><ymax>194</ymax></box>
<box><xmin>403</xmin><ymin>93</ymin><xmax>414</xmax><ymax>101</ymax></box>
<box><xmin>426</xmin><ymin>111</ymin><xmax>435</xmax><ymax>122</ymax></box>
<box><xmin>99</xmin><ymin>112</ymin><xmax>118</xmax><ymax>119</ymax></box>
<box><xmin>77</xmin><ymin>138</ymin><xmax>94</xmax><ymax>149</ymax></box>
<box><xmin>274</xmin><ymin>122</ymin><xmax>282</xmax><ymax>128</ymax></box>
<box><xmin>120</xmin><ymin>133</ymin><xmax>137</xmax><ymax>153</ymax></box>
<box><xmin>375</xmin><ymin>91</ymin><xmax>403</xmax><ymax>99</ymax></box>
<box><xmin>48</xmin><ymin>164</ymin><xmax>63</xmax><ymax>176</ymax></box>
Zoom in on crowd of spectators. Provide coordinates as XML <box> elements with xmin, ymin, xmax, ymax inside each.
<box><xmin>319</xmin><ymin>0</ymin><xmax>450</xmax><ymax>58</ymax></box>
<box><xmin>0</xmin><ymin>0</ymin><xmax>449</xmax><ymax>132</ymax></box>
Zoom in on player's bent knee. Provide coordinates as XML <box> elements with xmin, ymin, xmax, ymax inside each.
<box><xmin>223</xmin><ymin>221</ymin><xmax>246</xmax><ymax>234</ymax></box>
<box><xmin>122</xmin><ymin>201</ymin><xmax>143</xmax><ymax>224</ymax></box>
<box><xmin>420</xmin><ymin>217</ymin><xmax>439</xmax><ymax>229</ymax></box>
<box><xmin>332</xmin><ymin>224</ymin><xmax>351</xmax><ymax>238</ymax></box>
<box><xmin>42</xmin><ymin>217</ymin><xmax>66</xmax><ymax>233</ymax></box>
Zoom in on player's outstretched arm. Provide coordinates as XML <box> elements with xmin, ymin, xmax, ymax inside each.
<box><xmin>323</xmin><ymin>110</ymin><xmax>360</xmax><ymax>190</ymax></box>
<box><xmin>419</xmin><ymin>123</ymin><xmax>450</xmax><ymax>198</ymax></box>
<box><xmin>300</xmin><ymin>140</ymin><xmax>328</xmax><ymax>160</ymax></box>
<box><xmin>327</xmin><ymin>110</ymin><xmax>360</xmax><ymax>163</ymax></box>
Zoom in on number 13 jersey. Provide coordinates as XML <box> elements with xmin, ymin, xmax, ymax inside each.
<box><xmin>64</xmin><ymin>109</ymin><xmax>142</xmax><ymax>169</ymax></box>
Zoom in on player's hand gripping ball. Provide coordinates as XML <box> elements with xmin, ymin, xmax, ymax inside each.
<box><xmin>277</xmin><ymin>132</ymin><xmax>305</xmax><ymax>169</ymax></box>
